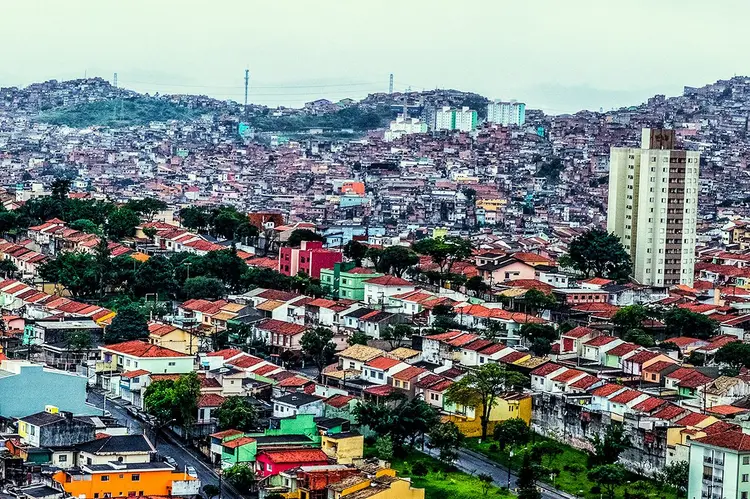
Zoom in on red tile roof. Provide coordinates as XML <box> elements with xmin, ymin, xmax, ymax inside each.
<box><xmin>228</xmin><ymin>355</ymin><xmax>264</xmax><ymax>369</ymax></box>
<box><xmin>207</xmin><ymin>348</ymin><xmax>244</xmax><ymax>359</ymax></box>
<box><xmin>563</xmin><ymin>326</ymin><xmax>597</xmax><ymax>338</ymax></box>
<box><xmin>392</xmin><ymin>366</ymin><xmax>426</xmax><ymax>381</ymax></box>
<box><xmin>210</xmin><ymin>429</ymin><xmax>244</xmax><ymax>439</ymax></box>
<box><xmin>102</xmin><ymin>340</ymin><xmax>188</xmax><ymax>358</ymax></box>
<box><xmin>252</xmin><ymin>364</ymin><xmax>280</xmax><ymax>376</ymax></box>
<box><xmin>259</xmin><ymin>449</ymin><xmax>329</xmax><ymax>464</ymax></box>
<box><xmin>222</xmin><ymin>436</ymin><xmax>255</xmax><ymax>448</ymax></box>
<box><xmin>632</xmin><ymin>397</ymin><xmax>667</xmax><ymax>413</ymax></box>
<box><xmin>706</xmin><ymin>405</ymin><xmax>749</xmax><ymax>416</ymax></box>
<box><xmin>121</xmin><ymin>369</ymin><xmax>150</xmax><ymax>379</ymax></box>
<box><xmin>364</xmin><ymin>384</ymin><xmax>395</xmax><ymax>397</ymax></box>
<box><xmin>478</xmin><ymin>343</ymin><xmax>508</xmax><ymax>355</ymax></box>
<box><xmin>652</xmin><ymin>404</ymin><xmax>688</xmax><ymax>421</ymax></box>
<box><xmin>584</xmin><ymin>335</ymin><xmax>618</xmax><ymax>347</ymax></box>
<box><xmin>498</xmin><ymin>351</ymin><xmax>528</xmax><ymax>364</ymax></box>
<box><xmin>256</xmin><ymin>319</ymin><xmax>306</xmax><ymax>336</ymax></box>
<box><xmin>609</xmin><ymin>389</ymin><xmax>643</xmax><ymax>404</ymax></box>
<box><xmin>702</xmin><ymin>420</ymin><xmax>741</xmax><ymax>435</ymax></box>
<box><xmin>552</xmin><ymin>369</ymin><xmax>584</xmax><ymax>382</ymax></box>
<box><xmin>643</xmin><ymin>360</ymin><xmax>677</xmax><ymax>373</ymax></box>
<box><xmin>675</xmin><ymin>412</ymin><xmax>711</xmax><ymax>427</ymax></box>
<box><xmin>569</xmin><ymin>374</ymin><xmax>600</xmax><ymax>390</ymax></box>
<box><xmin>694</xmin><ymin>431</ymin><xmax>750</xmax><ymax>451</ymax></box>
<box><xmin>365</xmin><ymin>356</ymin><xmax>402</xmax><ymax>370</ymax></box>
<box><xmin>198</xmin><ymin>393</ymin><xmax>225</xmax><ymax>408</ymax></box>
<box><xmin>678</xmin><ymin>372</ymin><xmax>714</xmax><ymax>389</ymax></box>
<box><xmin>531</xmin><ymin>363</ymin><xmax>563</xmax><ymax>377</ymax></box>
<box><xmin>364</xmin><ymin>275</ymin><xmax>413</xmax><ymax>286</ymax></box>
<box><xmin>590</xmin><ymin>383</ymin><xmax>624</xmax><ymax>397</ymax></box>
<box><xmin>605</xmin><ymin>342</ymin><xmax>641</xmax><ymax>357</ymax></box>
<box><xmin>278</xmin><ymin>375</ymin><xmax>314</xmax><ymax>387</ymax></box>
<box><xmin>624</xmin><ymin>350</ymin><xmax>661</xmax><ymax>365</ymax></box>
<box><xmin>666</xmin><ymin>367</ymin><xmax>699</xmax><ymax>380</ymax></box>
<box><xmin>324</xmin><ymin>394</ymin><xmax>353</xmax><ymax>408</ymax></box>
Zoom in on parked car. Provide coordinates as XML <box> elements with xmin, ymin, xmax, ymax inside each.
<box><xmin>164</xmin><ymin>456</ymin><xmax>178</xmax><ymax>468</ymax></box>
<box><xmin>186</xmin><ymin>465</ymin><xmax>197</xmax><ymax>478</ymax></box>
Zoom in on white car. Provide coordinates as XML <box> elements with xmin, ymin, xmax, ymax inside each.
<box><xmin>186</xmin><ymin>465</ymin><xmax>197</xmax><ymax>478</ymax></box>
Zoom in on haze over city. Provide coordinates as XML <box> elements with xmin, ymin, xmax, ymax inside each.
<box><xmin>4</xmin><ymin>0</ymin><xmax>750</xmax><ymax>112</ymax></box>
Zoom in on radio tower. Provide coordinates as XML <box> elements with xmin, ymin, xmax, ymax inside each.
<box><xmin>112</xmin><ymin>73</ymin><xmax>119</xmax><ymax>121</ymax></box>
<box><xmin>389</xmin><ymin>73</ymin><xmax>394</xmax><ymax>94</ymax></box>
<box><xmin>244</xmin><ymin>69</ymin><xmax>250</xmax><ymax>113</ymax></box>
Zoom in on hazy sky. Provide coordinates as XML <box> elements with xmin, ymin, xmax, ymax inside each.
<box><xmin>3</xmin><ymin>1</ymin><xmax>748</xmax><ymax>114</ymax></box>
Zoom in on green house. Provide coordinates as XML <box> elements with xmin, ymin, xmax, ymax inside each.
<box><xmin>320</xmin><ymin>262</ymin><xmax>382</xmax><ymax>300</ymax></box>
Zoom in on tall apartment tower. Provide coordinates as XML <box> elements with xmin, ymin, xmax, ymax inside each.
<box><xmin>487</xmin><ymin>100</ymin><xmax>526</xmax><ymax>126</ymax></box>
<box><xmin>607</xmin><ymin>128</ymin><xmax>700</xmax><ymax>287</ymax></box>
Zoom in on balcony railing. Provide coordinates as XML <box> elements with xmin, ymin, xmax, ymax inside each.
<box><xmin>95</xmin><ymin>360</ymin><xmax>116</xmax><ymax>373</ymax></box>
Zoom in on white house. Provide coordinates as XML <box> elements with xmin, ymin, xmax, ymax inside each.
<box><xmin>363</xmin><ymin>275</ymin><xmax>416</xmax><ymax>306</ymax></box>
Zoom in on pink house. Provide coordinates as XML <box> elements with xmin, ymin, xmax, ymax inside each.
<box><xmin>256</xmin><ymin>319</ymin><xmax>307</xmax><ymax>353</ymax></box>
<box><xmin>255</xmin><ymin>449</ymin><xmax>329</xmax><ymax>478</ymax></box>
<box><xmin>278</xmin><ymin>240</ymin><xmax>342</xmax><ymax>279</ymax></box>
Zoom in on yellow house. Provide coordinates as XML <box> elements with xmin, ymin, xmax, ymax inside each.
<box><xmin>148</xmin><ymin>322</ymin><xmax>197</xmax><ymax>355</ymax></box>
<box><xmin>330</xmin><ymin>469</ymin><xmax>424</xmax><ymax>499</ymax></box>
<box><xmin>476</xmin><ymin>198</ymin><xmax>507</xmax><ymax>211</ymax></box>
<box><xmin>444</xmin><ymin>392</ymin><xmax>532</xmax><ymax>438</ymax></box>
<box><xmin>321</xmin><ymin>432</ymin><xmax>364</xmax><ymax>465</ymax></box>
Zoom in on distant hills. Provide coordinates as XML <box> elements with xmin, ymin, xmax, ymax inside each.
<box><xmin>36</xmin><ymin>97</ymin><xmax>202</xmax><ymax>128</ymax></box>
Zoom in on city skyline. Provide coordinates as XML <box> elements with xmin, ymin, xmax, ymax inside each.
<box><xmin>4</xmin><ymin>1</ymin><xmax>750</xmax><ymax>113</ymax></box>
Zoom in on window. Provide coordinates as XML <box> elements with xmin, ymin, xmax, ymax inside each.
<box><xmin>742</xmin><ymin>493</ymin><xmax>748</xmax><ymax>499</ymax></box>
<box><xmin>349</xmin><ymin>361</ymin><xmax>355</xmax><ymax>369</ymax></box>
<box><xmin>743</xmin><ymin>474</ymin><xmax>749</xmax><ymax>483</ymax></box>
<box><xmin>59</xmin><ymin>455</ymin><xmax>68</xmax><ymax>463</ymax></box>
<box><xmin>378</xmin><ymin>372</ymin><xmax>384</xmax><ymax>380</ymax></box>
<box><xmin>266</xmin><ymin>463</ymin><xmax>273</xmax><ymax>472</ymax></box>
<box><xmin>744</xmin><ymin>456</ymin><xmax>750</xmax><ymax>465</ymax></box>
<box><xmin>168</xmin><ymin>362</ymin><xmax>176</xmax><ymax>366</ymax></box>
<box><xmin>101</xmin><ymin>476</ymin><xmax>110</xmax><ymax>482</ymax></box>
<box><xmin>132</xmin><ymin>475</ymin><xmax>140</xmax><ymax>482</ymax></box>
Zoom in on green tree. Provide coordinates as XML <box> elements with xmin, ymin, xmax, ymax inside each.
<box><xmin>287</xmin><ymin>229</ymin><xmax>324</xmax><ymax>247</ymax></box>
<box><xmin>519</xmin><ymin>323</ymin><xmax>557</xmax><ymax>356</ymax></box>
<box><xmin>392</xmin><ymin>397</ymin><xmax>439</xmax><ymax>448</ymax></box>
<box><xmin>347</xmin><ymin>330</ymin><xmax>370</xmax><ymax>346</ymax></box>
<box><xmin>565</xmin><ymin>228</ymin><xmax>631</xmax><ymax>281</ymax></box>
<box><xmin>65</xmin><ymin>329</ymin><xmax>93</xmax><ymax>351</ymax></box>
<box><xmin>590</xmin><ymin>423</ymin><xmax>629</xmax><ymax>466</ymax></box>
<box><xmin>69</xmin><ymin>218</ymin><xmax>100</xmax><ymax>234</ymax></box>
<box><xmin>344</xmin><ymin>240</ymin><xmax>368</xmax><ymax>266</ymax></box>
<box><xmin>143</xmin><ymin>379</ymin><xmax>177</xmax><ymax>425</ymax></box>
<box><xmin>588</xmin><ymin>464</ymin><xmax>625</xmax><ymax>499</ymax></box>
<box><xmin>104</xmin><ymin>303</ymin><xmax>149</xmax><ymax>343</ymax></box>
<box><xmin>517</xmin><ymin>451</ymin><xmax>541</xmax><ymax>499</ymax></box>
<box><xmin>373</xmin><ymin>435</ymin><xmax>394</xmax><ymax>461</ymax></box>
<box><xmin>183</xmin><ymin>276</ymin><xmax>226</xmax><ymax>300</ymax></box>
<box><xmin>106</xmin><ymin>207</ymin><xmax>140</xmax><ymax>240</ymax></box>
<box><xmin>412</xmin><ymin>236</ymin><xmax>473</xmax><ymax>274</ymax></box>
<box><xmin>428</xmin><ymin>421</ymin><xmax>464</xmax><ymax>465</ymax></box>
<box><xmin>125</xmin><ymin>198</ymin><xmax>168</xmax><ymax>222</ymax></box>
<box><xmin>173</xmin><ymin>372</ymin><xmax>201</xmax><ymax>428</ymax></box>
<box><xmin>624</xmin><ymin>328</ymin><xmax>655</xmax><ymax>347</ymax></box>
<box><xmin>133</xmin><ymin>254</ymin><xmax>176</xmax><ymax>298</ymax></box>
<box><xmin>715</xmin><ymin>341</ymin><xmax>750</xmax><ymax>374</ymax></box>
<box><xmin>235</xmin><ymin>222</ymin><xmax>259</xmax><ymax>244</ymax></box>
<box><xmin>222</xmin><ymin>464</ymin><xmax>257</xmax><ymax>493</ymax></box>
<box><xmin>465</xmin><ymin>275</ymin><xmax>489</xmax><ymax>296</ymax></box>
<box><xmin>353</xmin><ymin>400</ymin><xmax>393</xmax><ymax>436</ymax></box>
<box><xmin>445</xmin><ymin>363</ymin><xmax>527</xmax><ymax>439</ymax></box>
<box><xmin>215</xmin><ymin>396</ymin><xmax>258</xmax><ymax>432</ymax></box>
<box><xmin>211</xmin><ymin>208</ymin><xmax>247</xmax><ymax>240</ymax></box>
<box><xmin>663</xmin><ymin>308</ymin><xmax>718</xmax><ymax>339</ymax></box>
<box><xmin>39</xmin><ymin>251</ymin><xmax>98</xmax><ymax>298</ymax></box>
<box><xmin>657</xmin><ymin>460</ymin><xmax>689</xmax><ymax>492</ymax></box>
<box><xmin>300</xmin><ymin>327</ymin><xmax>336</xmax><ymax>379</ymax></box>
<box><xmin>381</xmin><ymin>323</ymin><xmax>413</xmax><ymax>350</ymax></box>
<box><xmin>0</xmin><ymin>259</ymin><xmax>18</xmax><ymax>278</ymax></box>
<box><xmin>375</xmin><ymin>246</ymin><xmax>419</xmax><ymax>277</ymax></box>
<box><xmin>179</xmin><ymin>206</ymin><xmax>208</xmax><ymax>231</ymax></box>
<box><xmin>202</xmin><ymin>484</ymin><xmax>220</xmax><ymax>499</ymax></box>
<box><xmin>51</xmin><ymin>178</ymin><xmax>72</xmax><ymax>200</ymax></box>
<box><xmin>612</xmin><ymin>305</ymin><xmax>648</xmax><ymax>335</ymax></box>
<box><xmin>531</xmin><ymin>440</ymin><xmax>564</xmax><ymax>468</ymax></box>
<box><xmin>493</xmin><ymin>417</ymin><xmax>530</xmax><ymax>450</ymax></box>
<box><xmin>523</xmin><ymin>289</ymin><xmax>556</xmax><ymax>316</ymax></box>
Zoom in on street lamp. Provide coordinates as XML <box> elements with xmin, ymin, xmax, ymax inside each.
<box><xmin>508</xmin><ymin>449</ymin><xmax>514</xmax><ymax>488</ymax></box>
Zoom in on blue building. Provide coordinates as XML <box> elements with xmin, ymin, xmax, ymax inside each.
<box><xmin>0</xmin><ymin>360</ymin><xmax>95</xmax><ymax>418</ymax></box>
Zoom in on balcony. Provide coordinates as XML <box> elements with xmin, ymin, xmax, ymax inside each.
<box><xmin>95</xmin><ymin>360</ymin><xmax>116</xmax><ymax>373</ymax></box>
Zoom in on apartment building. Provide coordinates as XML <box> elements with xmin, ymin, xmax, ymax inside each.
<box><xmin>487</xmin><ymin>100</ymin><xmax>526</xmax><ymax>126</ymax></box>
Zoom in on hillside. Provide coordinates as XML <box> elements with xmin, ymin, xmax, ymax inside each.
<box><xmin>36</xmin><ymin>97</ymin><xmax>203</xmax><ymax>127</ymax></box>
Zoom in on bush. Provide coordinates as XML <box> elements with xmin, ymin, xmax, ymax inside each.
<box><xmin>411</xmin><ymin>461</ymin><xmax>428</xmax><ymax>477</ymax></box>
<box><xmin>591</xmin><ymin>485</ymin><xmax>601</xmax><ymax>494</ymax></box>
<box><xmin>489</xmin><ymin>443</ymin><xmax>499</xmax><ymax>452</ymax></box>
<box><xmin>564</xmin><ymin>463</ymin><xmax>585</xmax><ymax>474</ymax></box>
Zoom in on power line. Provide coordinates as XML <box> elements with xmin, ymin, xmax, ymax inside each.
<box><xmin>120</xmin><ymin>79</ymin><xmax>381</xmax><ymax>90</ymax></box>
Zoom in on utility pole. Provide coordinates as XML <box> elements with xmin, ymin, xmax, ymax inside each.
<box><xmin>244</xmin><ymin>69</ymin><xmax>250</xmax><ymax>111</ymax></box>
<box><xmin>113</xmin><ymin>73</ymin><xmax>119</xmax><ymax>121</ymax></box>
<box><xmin>389</xmin><ymin>73</ymin><xmax>394</xmax><ymax>94</ymax></box>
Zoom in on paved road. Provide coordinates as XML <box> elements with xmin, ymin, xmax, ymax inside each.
<box><xmin>87</xmin><ymin>392</ymin><xmax>241</xmax><ymax>499</ymax></box>
<box><xmin>423</xmin><ymin>441</ymin><xmax>578</xmax><ymax>499</ymax></box>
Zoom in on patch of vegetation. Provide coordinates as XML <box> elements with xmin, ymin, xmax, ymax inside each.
<box><xmin>465</xmin><ymin>435</ymin><xmax>678</xmax><ymax>499</ymax></box>
<box><xmin>248</xmin><ymin>105</ymin><xmax>394</xmax><ymax>132</ymax></box>
<box><xmin>37</xmin><ymin>97</ymin><xmax>202</xmax><ymax>127</ymax></box>
<box><xmin>365</xmin><ymin>446</ymin><xmax>511</xmax><ymax>499</ymax></box>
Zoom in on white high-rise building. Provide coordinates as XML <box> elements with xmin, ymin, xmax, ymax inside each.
<box><xmin>607</xmin><ymin>128</ymin><xmax>700</xmax><ymax>287</ymax></box>
<box><xmin>383</xmin><ymin>115</ymin><xmax>428</xmax><ymax>142</ymax></box>
<box><xmin>487</xmin><ymin>100</ymin><xmax>526</xmax><ymax>126</ymax></box>
<box><xmin>433</xmin><ymin>106</ymin><xmax>477</xmax><ymax>132</ymax></box>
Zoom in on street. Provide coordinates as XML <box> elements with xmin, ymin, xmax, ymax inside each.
<box><xmin>86</xmin><ymin>391</ymin><xmax>242</xmax><ymax>499</ymax></box>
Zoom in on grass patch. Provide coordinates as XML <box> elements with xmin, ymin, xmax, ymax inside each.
<box><xmin>466</xmin><ymin>435</ymin><xmax>678</xmax><ymax>499</ymax></box>
<box><xmin>366</xmin><ymin>446</ymin><xmax>511</xmax><ymax>499</ymax></box>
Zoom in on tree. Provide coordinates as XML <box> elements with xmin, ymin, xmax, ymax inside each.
<box><xmin>51</xmin><ymin>178</ymin><xmax>72</xmax><ymax>200</ymax></box>
<box><xmin>478</xmin><ymin>473</ymin><xmax>494</xmax><ymax>497</ymax></box>
<box><xmin>523</xmin><ymin>289</ymin><xmax>556</xmax><ymax>316</ymax></box>
<box><xmin>531</xmin><ymin>440</ymin><xmax>564</xmax><ymax>468</ymax></box>
<box><xmin>445</xmin><ymin>363</ymin><xmax>527</xmax><ymax>439</ymax></box>
<box><xmin>375</xmin><ymin>246</ymin><xmax>419</xmax><ymax>277</ymax></box>
<box><xmin>173</xmin><ymin>372</ymin><xmax>201</xmax><ymax>428</ymax></box>
<box><xmin>223</xmin><ymin>464</ymin><xmax>257</xmax><ymax>493</ymax></box>
<box><xmin>104</xmin><ymin>303</ymin><xmax>149</xmax><ymax>343</ymax></box>
<box><xmin>612</xmin><ymin>305</ymin><xmax>648</xmax><ymax>335</ymax></box>
<box><xmin>588</xmin><ymin>464</ymin><xmax>625</xmax><ymax>499</ymax></box>
<box><xmin>39</xmin><ymin>251</ymin><xmax>98</xmax><ymax>298</ymax></box>
<box><xmin>354</xmin><ymin>397</ymin><xmax>438</xmax><ymax>449</ymax></box>
<box><xmin>300</xmin><ymin>327</ymin><xmax>336</xmax><ymax>379</ymax></box>
<box><xmin>428</xmin><ymin>421</ymin><xmax>464</xmax><ymax>465</ymax></box>
<box><xmin>348</xmin><ymin>330</ymin><xmax>370</xmax><ymax>346</ymax></box>
<box><xmin>493</xmin><ymin>417</ymin><xmax>530</xmax><ymax>450</ymax></box>
<box><xmin>658</xmin><ymin>460</ymin><xmax>689</xmax><ymax>492</ymax></box>
<box><xmin>183</xmin><ymin>276</ymin><xmax>226</xmax><ymax>300</ymax></box>
<box><xmin>235</xmin><ymin>222</ymin><xmax>259</xmax><ymax>244</ymax></box>
<box><xmin>517</xmin><ymin>451</ymin><xmax>541</xmax><ymax>499</ymax></box>
<box><xmin>715</xmin><ymin>341</ymin><xmax>750</xmax><ymax>374</ymax></box>
<box><xmin>202</xmin><ymin>484</ymin><xmax>220</xmax><ymax>499</ymax></box>
<box><xmin>287</xmin><ymin>229</ymin><xmax>324</xmax><ymax>247</ymax></box>
<box><xmin>132</xmin><ymin>254</ymin><xmax>176</xmax><ymax>298</ymax></box>
<box><xmin>412</xmin><ymin>236</ymin><xmax>473</xmax><ymax>274</ymax></box>
<box><xmin>106</xmin><ymin>207</ymin><xmax>140</xmax><ymax>240</ymax></box>
<box><xmin>663</xmin><ymin>308</ymin><xmax>718</xmax><ymax>339</ymax></box>
<box><xmin>624</xmin><ymin>328</ymin><xmax>655</xmax><ymax>347</ymax></box>
<box><xmin>0</xmin><ymin>259</ymin><xmax>18</xmax><ymax>278</ymax></box>
<box><xmin>143</xmin><ymin>379</ymin><xmax>177</xmax><ymax>425</ymax></box>
<box><xmin>125</xmin><ymin>198</ymin><xmax>167</xmax><ymax>222</ymax></box>
<box><xmin>590</xmin><ymin>423</ymin><xmax>629</xmax><ymax>466</ymax></box>
<box><xmin>465</xmin><ymin>275</ymin><xmax>490</xmax><ymax>296</ymax></box>
<box><xmin>353</xmin><ymin>400</ymin><xmax>393</xmax><ymax>436</ymax></box>
<box><xmin>69</xmin><ymin>218</ymin><xmax>100</xmax><ymax>234</ymax></box>
<box><xmin>215</xmin><ymin>396</ymin><xmax>258</xmax><ymax>432</ymax></box>
<box><xmin>93</xmin><ymin>237</ymin><xmax>112</xmax><ymax>300</ymax></box>
<box><xmin>373</xmin><ymin>435</ymin><xmax>394</xmax><ymax>461</ymax></box>
<box><xmin>566</xmin><ymin>228</ymin><xmax>631</xmax><ymax>281</ymax></box>
<box><xmin>179</xmin><ymin>206</ymin><xmax>209</xmax><ymax>231</ymax></box>
<box><xmin>344</xmin><ymin>240</ymin><xmax>368</xmax><ymax>266</ymax></box>
<box><xmin>519</xmin><ymin>323</ymin><xmax>557</xmax><ymax>356</ymax></box>
<box><xmin>381</xmin><ymin>323</ymin><xmax>413</xmax><ymax>350</ymax></box>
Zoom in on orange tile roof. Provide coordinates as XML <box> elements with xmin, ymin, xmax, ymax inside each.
<box><xmin>102</xmin><ymin>340</ymin><xmax>189</xmax><ymax>358</ymax></box>
<box><xmin>259</xmin><ymin>449</ymin><xmax>328</xmax><ymax>464</ymax></box>
<box><xmin>365</xmin><ymin>356</ymin><xmax>402</xmax><ymax>370</ymax></box>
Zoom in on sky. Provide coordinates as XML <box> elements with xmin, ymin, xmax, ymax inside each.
<box><xmin>3</xmin><ymin>1</ymin><xmax>749</xmax><ymax>114</ymax></box>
